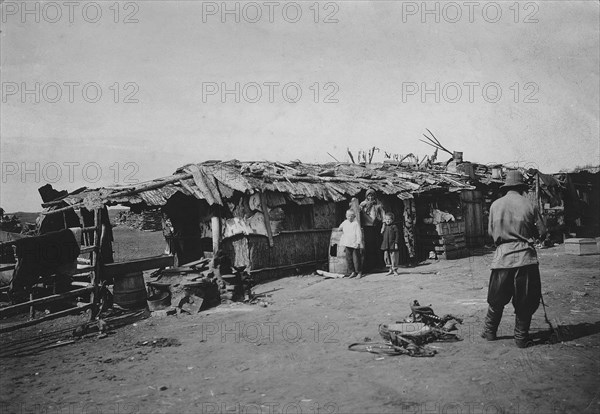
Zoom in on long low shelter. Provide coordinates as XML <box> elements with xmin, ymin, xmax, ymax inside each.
<box><xmin>41</xmin><ymin>159</ymin><xmax>496</xmax><ymax>277</ymax></box>
<box><xmin>3</xmin><ymin>159</ymin><xmax>589</xmax><ymax>332</ymax></box>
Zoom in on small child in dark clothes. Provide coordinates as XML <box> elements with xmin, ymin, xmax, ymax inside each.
<box><xmin>381</xmin><ymin>212</ymin><xmax>400</xmax><ymax>275</ymax></box>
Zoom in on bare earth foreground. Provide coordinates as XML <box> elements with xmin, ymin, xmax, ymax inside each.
<box><xmin>1</xmin><ymin>245</ymin><xmax>599</xmax><ymax>414</ymax></box>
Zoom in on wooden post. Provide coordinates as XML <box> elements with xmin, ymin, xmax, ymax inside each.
<box><xmin>0</xmin><ymin>204</ymin><xmax>104</xmax><ymax>331</ymax></box>
<box><xmin>0</xmin><ymin>286</ymin><xmax>94</xmax><ymax>317</ymax></box>
<box><xmin>535</xmin><ymin>174</ymin><xmax>541</xmax><ymax>209</ymax></box>
<box><xmin>29</xmin><ymin>292</ymin><xmax>35</xmax><ymax>320</ymax></box>
<box><xmin>90</xmin><ymin>208</ymin><xmax>102</xmax><ymax>320</ymax></box>
<box><xmin>211</xmin><ymin>215</ymin><xmax>221</xmax><ymax>255</ymax></box>
<box><xmin>40</xmin><ymin>202</ymin><xmax>84</xmax><ymax>215</ymax></box>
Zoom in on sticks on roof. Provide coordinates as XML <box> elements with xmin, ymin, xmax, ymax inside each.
<box><xmin>346</xmin><ymin>148</ymin><xmax>356</xmax><ymax>164</ymax></box>
<box><xmin>327</xmin><ymin>152</ymin><xmax>339</xmax><ymax>162</ymax></box>
<box><xmin>420</xmin><ymin>129</ymin><xmax>454</xmax><ymax>156</ymax></box>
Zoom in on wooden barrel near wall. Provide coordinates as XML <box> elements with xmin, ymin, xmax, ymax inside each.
<box><xmin>113</xmin><ymin>272</ymin><xmax>147</xmax><ymax>309</ymax></box>
<box><xmin>329</xmin><ymin>229</ymin><xmax>348</xmax><ymax>275</ymax></box>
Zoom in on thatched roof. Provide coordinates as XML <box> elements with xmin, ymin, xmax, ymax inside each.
<box><xmin>45</xmin><ymin>160</ymin><xmax>481</xmax><ymax>211</ymax></box>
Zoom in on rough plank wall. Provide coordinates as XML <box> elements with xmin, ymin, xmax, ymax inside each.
<box><xmin>224</xmin><ymin>231</ymin><xmax>331</xmax><ymax>271</ymax></box>
<box><xmin>461</xmin><ymin>190</ymin><xmax>486</xmax><ymax>247</ymax></box>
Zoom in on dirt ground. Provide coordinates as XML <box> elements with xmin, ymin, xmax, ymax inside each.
<box><xmin>1</xmin><ymin>244</ymin><xmax>599</xmax><ymax>414</ymax></box>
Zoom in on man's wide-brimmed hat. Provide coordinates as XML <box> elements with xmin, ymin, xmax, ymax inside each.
<box><xmin>501</xmin><ymin>170</ymin><xmax>528</xmax><ymax>190</ymax></box>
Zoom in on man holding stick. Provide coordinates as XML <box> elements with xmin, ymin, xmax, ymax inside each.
<box><xmin>482</xmin><ymin>170</ymin><xmax>546</xmax><ymax>348</ymax></box>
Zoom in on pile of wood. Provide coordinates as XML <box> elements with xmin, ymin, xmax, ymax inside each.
<box><xmin>147</xmin><ymin>258</ymin><xmax>218</xmax><ymax>314</ymax></box>
<box><xmin>0</xmin><ymin>213</ymin><xmax>22</xmax><ymax>234</ymax></box>
<box><xmin>116</xmin><ymin>210</ymin><xmax>162</xmax><ymax>231</ymax></box>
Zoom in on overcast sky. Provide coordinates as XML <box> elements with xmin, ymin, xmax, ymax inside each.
<box><xmin>1</xmin><ymin>0</ymin><xmax>599</xmax><ymax>212</ymax></box>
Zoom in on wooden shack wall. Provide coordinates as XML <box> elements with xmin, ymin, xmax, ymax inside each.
<box><xmin>460</xmin><ymin>190</ymin><xmax>486</xmax><ymax>247</ymax></box>
<box><xmin>313</xmin><ymin>202</ymin><xmax>338</xmax><ymax>229</ymax></box>
<box><xmin>564</xmin><ymin>172</ymin><xmax>600</xmax><ymax>237</ymax></box>
<box><xmin>222</xmin><ymin>229</ymin><xmax>331</xmax><ymax>280</ymax></box>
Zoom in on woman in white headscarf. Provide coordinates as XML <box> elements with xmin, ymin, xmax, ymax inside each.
<box><xmin>359</xmin><ymin>189</ymin><xmax>385</xmax><ymax>226</ymax></box>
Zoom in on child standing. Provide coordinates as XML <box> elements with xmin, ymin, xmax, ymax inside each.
<box><xmin>381</xmin><ymin>212</ymin><xmax>400</xmax><ymax>275</ymax></box>
<box><xmin>338</xmin><ymin>209</ymin><xmax>363</xmax><ymax>279</ymax></box>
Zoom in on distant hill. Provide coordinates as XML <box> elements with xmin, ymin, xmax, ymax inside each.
<box><xmin>7</xmin><ymin>208</ymin><xmax>129</xmax><ymax>221</ymax></box>
<box><xmin>4</xmin><ymin>208</ymin><xmax>133</xmax><ymax>232</ymax></box>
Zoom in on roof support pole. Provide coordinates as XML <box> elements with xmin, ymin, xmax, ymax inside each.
<box><xmin>535</xmin><ymin>174</ymin><xmax>541</xmax><ymax>210</ymax></box>
<box><xmin>212</xmin><ymin>215</ymin><xmax>221</xmax><ymax>255</ymax></box>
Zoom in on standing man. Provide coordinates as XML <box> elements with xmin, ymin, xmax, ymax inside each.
<box><xmin>482</xmin><ymin>170</ymin><xmax>546</xmax><ymax>348</ymax></box>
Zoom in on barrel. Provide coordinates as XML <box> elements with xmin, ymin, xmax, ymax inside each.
<box><xmin>329</xmin><ymin>229</ymin><xmax>348</xmax><ymax>275</ymax></box>
<box><xmin>491</xmin><ymin>166</ymin><xmax>502</xmax><ymax>179</ymax></box>
<box><xmin>461</xmin><ymin>162</ymin><xmax>475</xmax><ymax>179</ymax></box>
<box><xmin>113</xmin><ymin>272</ymin><xmax>147</xmax><ymax>309</ymax></box>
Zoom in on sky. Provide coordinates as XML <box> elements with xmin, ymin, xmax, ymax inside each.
<box><xmin>1</xmin><ymin>0</ymin><xmax>599</xmax><ymax>212</ymax></box>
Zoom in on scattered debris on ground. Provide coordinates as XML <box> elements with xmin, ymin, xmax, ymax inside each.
<box><xmin>135</xmin><ymin>337</ymin><xmax>181</xmax><ymax>348</ymax></box>
<box><xmin>349</xmin><ymin>300</ymin><xmax>463</xmax><ymax>357</ymax></box>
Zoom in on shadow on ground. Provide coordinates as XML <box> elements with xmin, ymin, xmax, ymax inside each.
<box><xmin>527</xmin><ymin>321</ymin><xmax>600</xmax><ymax>346</ymax></box>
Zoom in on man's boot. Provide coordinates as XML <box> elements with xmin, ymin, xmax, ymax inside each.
<box><xmin>481</xmin><ymin>306</ymin><xmax>503</xmax><ymax>341</ymax></box>
<box><xmin>514</xmin><ymin>314</ymin><xmax>533</xmax><ymax>348</ymax></box>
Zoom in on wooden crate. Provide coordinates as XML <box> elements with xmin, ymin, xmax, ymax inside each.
<box><xmin>564</xmin><ymin>238</ymin><xmax>598</xmax><ymax>255</ymax></box>
<box><xmin>466</xmin><ymin>235</ymin><xmax>487</xmax><ymax>247</ymax></box>
<box><xmin>444</xmin><ymin>241</ymin><xmax>467</xmax><ymax>250</ymax></box>
<box><xmin>436</xmin><ymin>221</ymin><xmax>465</xmax><ymax>235</ymax></box>
<box><xmin>440</xmin><ymin>234</ymin><xmax>466</xmax><ymax>244</ymax></box>
<box><xmin>433</xmin><ymin>231</ymin><xmax>468</xmax><ymax>259</ymax></box>
<box><xmin>422</xmin><ymin>220</ymin><xmax>470</xmax><ymax>260</ymax></box>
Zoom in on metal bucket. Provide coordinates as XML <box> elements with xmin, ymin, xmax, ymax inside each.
<box><xmin>113</xmin><ymin>271</ymin><xmax>147</xmax><ymax>309</ymax></box>
<box><xmin>147</xmin><ymin>290</ymin><xmax>171</xmax><ymax>311</ymax></box>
